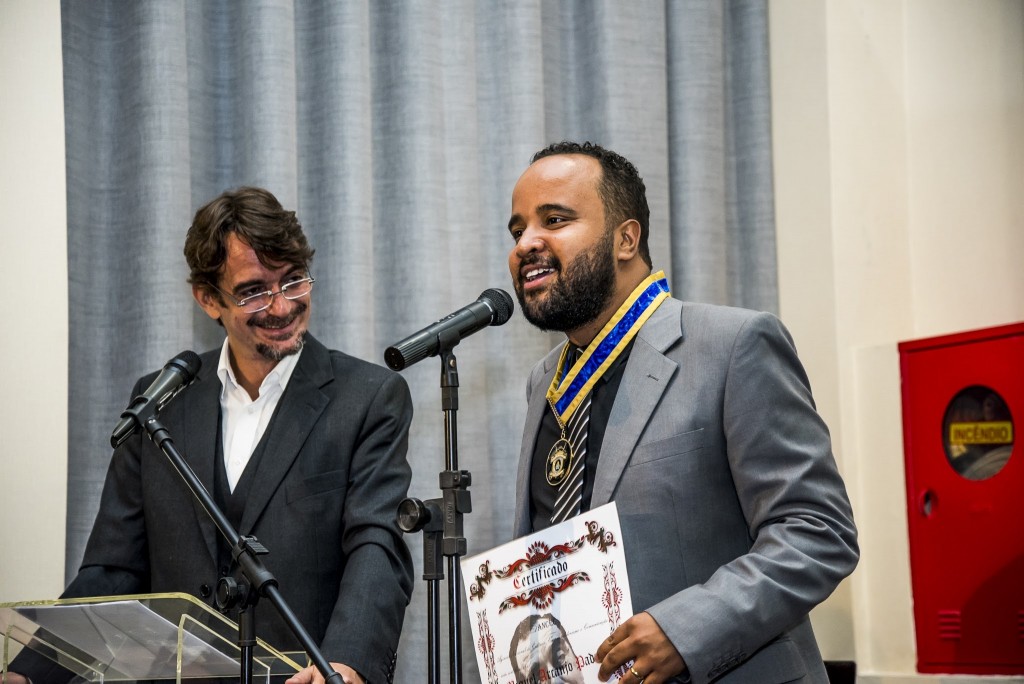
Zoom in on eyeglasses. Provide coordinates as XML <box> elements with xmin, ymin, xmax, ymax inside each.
<box><xmin>209</xmin><ymin>271</ymin><xmax>315</xmax><ymax>314</ymax></box>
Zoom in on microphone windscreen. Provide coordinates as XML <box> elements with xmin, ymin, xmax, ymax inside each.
<box><xmin>168</xmin><ymin>350</ymin><xmax>203</xmax><ymax>380</ymax></box>
<box><xmin>480</xmin><ymin>288</ymin><xmax>514</xmax><ymax>326</ymax></box>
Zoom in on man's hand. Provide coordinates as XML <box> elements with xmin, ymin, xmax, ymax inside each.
<box><xmin>1</xmin><ymin>673</ymin><xmax>30</xmax><ymax>684</ymax></box>
<box><xmin>285</xmin><ymin>661</ymin><xmax>364</xmax><ymax>684</ymax></box>
<box><xmin>594</xmin><ymin>612</ymin><xmax>686</xmax><ymax>684</ymax></box>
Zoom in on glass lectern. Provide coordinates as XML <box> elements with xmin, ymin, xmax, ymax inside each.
<box><xmin>0</xmin><ymin>592</ymin><xmax>302</xmax><ymax>682</ymax></box>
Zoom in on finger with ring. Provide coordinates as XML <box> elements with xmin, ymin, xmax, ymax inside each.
<box><xmin>629</xmin><ymin>666</ymin><xmax>644</xmax><ymax>680</ymax></box>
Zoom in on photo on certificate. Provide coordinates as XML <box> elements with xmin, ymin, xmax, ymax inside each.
<box><xmin>460</xmin><ymin>502</ymin><xmax>633</xmax><ymax>684</ymax></box>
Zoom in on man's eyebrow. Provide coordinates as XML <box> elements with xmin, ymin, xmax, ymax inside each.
<box><xmin>537</xmin><ymin>203</ymin><xmax>576</xmax><ymax>216</ymax></box>
<box><xmin>229</xmin><ymin>278</ymin><xmax>269</xmax><ymax>294</ymax></box>
<box><xmin>507</xmin><ymin>204</ymin><xmax>578</xmax><ymax>231</ymax></box>
<box><xmin>230</xmin><ymin>266</ymin><xmax>305</xmax><ymax>294</ymax></box>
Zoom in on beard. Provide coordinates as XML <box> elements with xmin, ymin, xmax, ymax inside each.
<box><xmin>250</xmin><ymin>301</ymin><xmax>308</xmax><ymax>361</ymax></box>
<box><xmin>515</xmin><ymin>230</ymin><xmax>616</xmax><ymax>333</ymax></box>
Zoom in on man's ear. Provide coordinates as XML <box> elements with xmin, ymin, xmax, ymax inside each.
<box><xmin>615</xmin><ymin>219</ymin><xmax>642</xmax><ymax>262</ymax></box>
<box><xmin>192</xmin><ymin>283</ymin><xmax>222</xmax><ymax>321</ymax></box>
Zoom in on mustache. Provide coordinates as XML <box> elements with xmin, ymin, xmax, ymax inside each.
<box><xmin>248</xmin><ymin>300</ymin><xmax>308</xmax><ymax>328</ymax></box>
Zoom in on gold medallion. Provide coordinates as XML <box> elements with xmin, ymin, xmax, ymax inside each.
<box><xmin>546</xmin><ymin>438</ymin><xmax>574</xmax><ymax>486</ymax></box>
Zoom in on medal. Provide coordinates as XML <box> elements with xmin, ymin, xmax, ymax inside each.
<box><xmin>545</xmin><ymin>394</ymin><xmax>575</xmax><ymax>485</ymax></box>
<box><xmin>546</xmin><ymin>436</ymin><xmax>573</xmax><ymax>485</ymax></box>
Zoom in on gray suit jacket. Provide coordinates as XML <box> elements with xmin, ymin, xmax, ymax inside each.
<box><xmin>62</xmin><ymin>334</ymin><xmax>414</xmax><ymax>683</ymax></box>
<box><xmin>513</xmin><ymin>300</ymin><xmax>858</xmax><ymax>684</ymax></box>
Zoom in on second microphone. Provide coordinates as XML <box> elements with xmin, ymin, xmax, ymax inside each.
<box><xmin>385</xmin><ymin>289</ymin><xmax>514</xmax><ymax>370</ymax></box>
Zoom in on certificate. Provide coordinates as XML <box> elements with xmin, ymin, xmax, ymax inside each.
<box><xmin>461</xmin><ymin>503</ymin><xmax>632</xmax><ymax>684</ymax></box>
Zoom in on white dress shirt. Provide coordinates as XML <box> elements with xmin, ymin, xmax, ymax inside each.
<box><xmin>216</xmin><ymin>339</ymin><xmax>302</xmax><ymax>491</ymax></box>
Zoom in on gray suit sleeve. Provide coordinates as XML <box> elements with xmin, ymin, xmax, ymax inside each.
<box><xmin>646</xmin><ymin>311</ymin><xmax>858</xmax><ymax>682</ymax></box>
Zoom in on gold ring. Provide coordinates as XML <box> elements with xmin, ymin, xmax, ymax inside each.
<box><xmin>629</xmin><ymin>666</ymin><xmax>644</xmax><ymax>680</ymax></box>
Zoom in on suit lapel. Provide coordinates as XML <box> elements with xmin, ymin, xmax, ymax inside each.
<box><xmin>591</xmin><ymin>299</ymin><xmax>683</xmax><ymax>507</ymax></box>
<box><xmin>238</xmin><ymin>335</ymin><xmax>331</xmax><ymax>534</ymax></box>
<box><xmin>513</xmin><ymin>346</ymin><xmax>562</xmax><ymax>537</ymax></box>
<box><xmin>179</xmin><ymin>356</ymin><xmax>223</xmax><ymax>565</ymax></box>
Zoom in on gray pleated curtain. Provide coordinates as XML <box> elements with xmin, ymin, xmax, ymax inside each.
<box><xmin>61</xmin><ymin>1</ymin><xmax>776</xmax><ymax>681</ymax></box>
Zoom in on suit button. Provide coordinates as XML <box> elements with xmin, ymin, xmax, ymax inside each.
<box><xmin>199</xmin><ymin>584</ymin><xmax>212</xmax><ymax>598</ymax></box>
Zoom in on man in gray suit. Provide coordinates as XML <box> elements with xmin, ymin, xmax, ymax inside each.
<box><xmin>10</xmin><ymin>187</ymin><xmax>413</xmax><ymax>684</ymax></box>
<box><xmin>506</xmin><ymin>142</ymin><xmax>858</xmax><ymax>684</ymax></box>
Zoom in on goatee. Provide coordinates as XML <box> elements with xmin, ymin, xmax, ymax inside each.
<box><xmin>256</xmin><ymin>333</ymin><xmax>306</xmax><ymax>361</ymax></box>
<box><xmin>250</xmin><ymin>302</ymin><xmax>308</xmax><ymax>361</ymax></box>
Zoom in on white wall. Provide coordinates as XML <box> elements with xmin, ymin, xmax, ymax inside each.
<box><xmin>771</xmin><ymin>1</ymin><xmax>1024</xmax><ymax>681</ymax></box>
<box><xmin>0</xmin><ymin>1</ymin><xmax>69</xmax><ymax>602</ymax></box>
<box><xmin>3</xmin><ymin>1</ymin><xmax>1023</xmax><ymax>682</ymax></box>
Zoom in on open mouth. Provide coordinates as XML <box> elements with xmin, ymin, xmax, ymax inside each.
<box><xmin>249</xmin><ymin>301</ymin><xmax>308</xmax><ymax>334</ymax></box>
<box><xmin>257</xmin><ymin>318</ymin><xmax>294</xmax><ymax>331</ymax></box>
<box><xmin>250</xmin><ymin>312</ymin><xmax>301</xmax><ymax>338</ymax></box>
<box><xmin>525</xmin><ymin>267</ymin><xmax>554</xmax><ymax>281</ymax></box>
<box><xmin>520</xmin><ymin>263</ymin><xmax>558</xmax><ymax>290</ymax></box>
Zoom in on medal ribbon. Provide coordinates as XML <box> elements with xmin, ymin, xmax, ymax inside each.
<box><xmin>546</xmin><ymin>271</ymin><xmax>670</xmax><ymax>424</ymax></box>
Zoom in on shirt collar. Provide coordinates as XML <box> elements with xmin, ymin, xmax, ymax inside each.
<box><xmin>216</xmin><ymin>337</ymin><xmax>303</xmax><ymax>400</ymax></box>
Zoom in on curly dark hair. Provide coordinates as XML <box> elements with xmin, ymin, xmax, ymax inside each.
<box><xmin>532</xmin><ymin>141</ymin><xmax>652</xmax><ymax>268</ymax></box>
<box><xmin>183</xmin><ymin>186</ymin><xmax>314</xmax><ymax>293</ymax></box>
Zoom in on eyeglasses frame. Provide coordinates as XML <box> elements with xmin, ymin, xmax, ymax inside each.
<box><xmin>206</xmin><ymin>270</ymin><xmax>316</xmax><ymax>314</ymax></box>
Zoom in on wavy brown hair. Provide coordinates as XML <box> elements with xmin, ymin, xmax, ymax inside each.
<box><xmin>184</xmin><ymin>186</ymin><xmax>314</xmax><ymax>293</ymax></box>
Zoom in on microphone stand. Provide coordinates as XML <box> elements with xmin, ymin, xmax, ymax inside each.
<box><xmin>126</xmin><ymin>406</ymin><xmax>343</xmax><ymax>684</ymax></box>
<box><xmin>397</xmin><ymin>328</ymin><xmax>472</xmax><ymax>684</ymax></box>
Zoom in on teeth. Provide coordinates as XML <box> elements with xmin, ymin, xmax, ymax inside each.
<box><xmin>525</xmin><ymin>268</ymin><xmax>553</xmax><ymax>280</ymax></box>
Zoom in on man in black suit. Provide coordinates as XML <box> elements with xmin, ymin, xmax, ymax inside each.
<box><xmin>10</xmin><ymin>187</ymin><xmax>414</xmax><ymax>684</ymax></box>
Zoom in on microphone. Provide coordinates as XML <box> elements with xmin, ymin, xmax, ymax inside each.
<box><xmin>110</xmin><ymin>350</ymin><xmax>203</xmax><ymax>448</ymax></box>
<box><xmin>385</xmin><ymin>289</ymin><xmax>514</xmax><ymax>370</ymax></box>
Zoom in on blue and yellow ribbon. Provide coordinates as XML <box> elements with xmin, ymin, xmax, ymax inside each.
<box><xmin>546</xmin><ymin>271</ymin><xmax>670</xmax><ymax>424</ymax></box>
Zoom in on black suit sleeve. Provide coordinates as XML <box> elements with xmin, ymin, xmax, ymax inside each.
<box><xmin>319</xmin><ymin>370</ymin><xmax>415</xmax><ymax>683</ymax></box>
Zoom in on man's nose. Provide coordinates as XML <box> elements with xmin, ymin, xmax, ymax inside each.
<box><xmin>266</xmin><ymin>288</ymin><xmax>293</xmax><ymax>315</ymax></box>
<box><xmin>513</xmin><ymin>225</ymin><xmax>545</xmax><ymax>258</ymax></box>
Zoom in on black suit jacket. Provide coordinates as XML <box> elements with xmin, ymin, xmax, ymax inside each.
<box><xmin>44</xmin><ymin>334</ymin><xmax>414</xmax><ymax>683</ymax></box>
